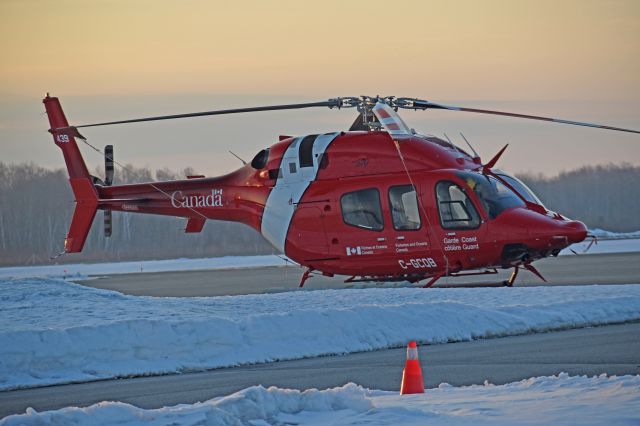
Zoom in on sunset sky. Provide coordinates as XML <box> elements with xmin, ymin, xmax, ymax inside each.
<box><xmin>1</xmin><ymin>0</ymin><xmax>638</xmax><ymax>176</ymax></box>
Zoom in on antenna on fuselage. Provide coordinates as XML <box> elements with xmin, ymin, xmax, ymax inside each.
<box><xmin>460</xmin><ymin>132</ymin><xmax>480</xmax><ymax>159</ymax></box>
<box><xmin>443</xmin><ymin>133</ymin><xmax>465</xmax><ymax>158</ymax></box>
<box><xmin>228</xmin><ymin>150</ymin><xmax>247</xmax><ymax>165</ymax></box>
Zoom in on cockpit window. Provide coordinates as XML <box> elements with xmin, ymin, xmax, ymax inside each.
<box><xmin>495</xmin><ymin>172</ymin><xmax>545</xmax><ymax>207</ymax></box>
<box><xmin>457</xmin><ymin>171</ymin><xmax>525</xmax><ymax>219</ymax></box>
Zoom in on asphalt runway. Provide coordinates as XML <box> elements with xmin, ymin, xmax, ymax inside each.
<box><xmin>77</xmin><ymin>252</ymin><xmax>640</xmax><ymax>297</ymax></box>
<box><xmin>1</xmin><ymin>322</ymin><xmax>638</xmax><ymax>417</ymax></box>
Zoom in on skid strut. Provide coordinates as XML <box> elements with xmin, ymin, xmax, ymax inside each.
<box><xmin>505</xmin><ymin>263</ymin><xmax>547</xmax><ymax>287</ymax></box>
<box><xmin>524</xmin><ymin>263</ymin><xmax>547</xmax><ymax>282</ymax></box>
<box><xmin>299</xmin><ymin>268</ymin><xmax>313</xmax><ymax>288</ymax></box>
<box><xmin>422</xmin><ymin>272</ymin><xmax>445</xmax><ymax>288</ymax></box>
<box><xmin>505</xmin><ymin>267</ymin><xmax>519</xmax><ymax>287</ymax></box>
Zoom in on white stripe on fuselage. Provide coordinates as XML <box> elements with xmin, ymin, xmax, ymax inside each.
<box><xmin>261</xmin><ymin>133</ymin><xmax>339</xmax><ymax>253</ymax></box>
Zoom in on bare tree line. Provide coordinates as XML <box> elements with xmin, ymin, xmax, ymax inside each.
<box><xmin>0</xmin><ymin>162</ymin><xmax>274</xmax><ymax>266</ymax></box>
<box><xmin>0</xmin><ymin>162</ymin><xmax>638</xmax><ymax>266</ymax></box>
<box><xmin>517</xmin><ymin>164</ymin><xmax>640</xmax><ymax>233</ymax></box>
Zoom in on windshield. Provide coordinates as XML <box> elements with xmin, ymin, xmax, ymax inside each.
<box><xmin>495</xmin><ymin>171</ymin><xmax>545</xmax><ymax>207</ymax></box>
<box><xmin>457</xmin><ymin>171</ymin><xmax>525</xmax><ymax>219</ymax></box>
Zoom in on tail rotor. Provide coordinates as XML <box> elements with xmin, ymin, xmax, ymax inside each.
<box><xmin>103</xmin><ymin>145</ymin><xmax>114</xmax><ymax>237</ymax></box>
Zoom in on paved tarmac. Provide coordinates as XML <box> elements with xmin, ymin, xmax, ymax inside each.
<box><xmin>77</xmin><ymin>252</ymin><xmax>640</xmax><ymax>297</ymax></box>
<box><xmin>1</xmin><ymin>322</ymin><xmax>638</xmax><ymax>417</ymax></box>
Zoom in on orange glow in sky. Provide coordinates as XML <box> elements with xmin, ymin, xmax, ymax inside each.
<box><xmin>1</xmin><ymin>0</ymin><xmax>639</xmax><ymax>175</ymax></box>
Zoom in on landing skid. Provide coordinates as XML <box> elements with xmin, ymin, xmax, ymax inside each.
<box><xmin>339</xmin><ymin>269</ymin><xmax>500</xmax><ymax>288</ymax></box>
<box><xmin>423</xmin><ymin>269</ymin><xmax>499</xmax><ymax>288</ymax></box>
<box><xmin>297</xmin><ymin>264</ymin><xmax>547</xmax><ymax>289</ymax></box>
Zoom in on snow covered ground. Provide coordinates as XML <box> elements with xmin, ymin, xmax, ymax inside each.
<box><xmin>0</xmin><ymin>237</ymin><xmax>637</xmax><ymax>281</ymax></box>
<box><xmin>2</xmin><ymin>374</ymin><xmax>638</xmax><ymax>425</ymax></box>
<box><xmin>589</xmin><ymin>228</ymin><xmax>640</xmax><ymax>239</ymax></box>
<box><xmin>0</xmin><ymin>254</ymin><xmax>291</xmax><ymax>280</ymax></box>
<box><xmin>1</xmin><ymin>278</ymin><xmax>639</xmax><ymax>391</ymax></box>
<box><xmin>560</xmin><ymin>237</ymin><xmax>640</xmax><ymax>255</ymax></box>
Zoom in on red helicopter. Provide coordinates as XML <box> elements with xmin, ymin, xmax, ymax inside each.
<box><xmin>44</xmin><ymin>95</ymin><xmax>639</xmax><ymax>287</ymax></box>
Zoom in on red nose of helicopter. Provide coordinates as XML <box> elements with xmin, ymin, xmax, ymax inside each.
<box><xmin>525</xmin><ymin>213</ymin><xmax>587</xmax><ymax>247</ymax></box>
<box><xmin>564</xmin><ymin>219</ymin><xmax>588</xmax><ymax>244</ymax></box>
<box><xmin>494</xmin><ymin>208</ymin><xmax>588</xmax><ymax>261</ymax></box>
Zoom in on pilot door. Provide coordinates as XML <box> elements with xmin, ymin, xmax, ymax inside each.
<box><xmin>430</xmin><ymin>179</ymin><xmax>488</xmax><ymax>270</ymax></box>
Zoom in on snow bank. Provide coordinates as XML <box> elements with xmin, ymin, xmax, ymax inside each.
<box><xmin>560</xmin><ymin>237</ymin><xmax>640</xmax><ymax>255</ymax></box>
<box><xmin>589</xmin><ymin>228</ymin><xmax>640</xmax><ymax>239</ymax></box>
<box><xmin>0</xmin><ymin>383</ymin><xmax>372</xmax><ymax>425</ymax></box>
<box><xmin>0</xmin><ymin>255</ymin><xmax>291</xmax><ymax>280</ymax></box>
<box><xmin>1</xmin><ymin>279</ymin><xmax>640</xmax><ymax>390</ymax></box>
<box><xmin>2</xmin><ymin>374</ymin><xmax>638</xmax><ymax>425</ymax></box>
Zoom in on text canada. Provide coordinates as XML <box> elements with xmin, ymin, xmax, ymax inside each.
<box><xmin>171</xmin><ymin>189</ymin><xmax>224</xmax><ymax>208</ymax></box>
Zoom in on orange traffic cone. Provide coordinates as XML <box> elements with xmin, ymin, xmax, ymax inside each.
<box><xmin>400</xmin><ymin>341</ymin><xmax>425</xmax><ymax>394</ymax></box>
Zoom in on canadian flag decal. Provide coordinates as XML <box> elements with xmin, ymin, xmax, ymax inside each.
<box><xmin>346</xmin><ymin>246</ymin><xmax>362</xmax><ymax>256</ymax></box>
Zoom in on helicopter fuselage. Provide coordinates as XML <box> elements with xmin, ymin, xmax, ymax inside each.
<box><xmin>94</xmin><ymin>130</ymin><xmax>587</xmax><ymax>282</ymax></box>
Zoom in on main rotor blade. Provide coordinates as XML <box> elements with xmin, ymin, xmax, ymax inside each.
<box><xmin>64</xmin><ymin>100</ymin><xmax>343</xmax><ymax>130</ymax></box>
<box><xmin>399</xmin><ymin>98</ymin><xmax>640</xmax><ymax>135</ymax></box>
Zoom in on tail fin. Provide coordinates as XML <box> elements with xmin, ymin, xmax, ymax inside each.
<box><xmin>43</xmin><ymin>95</ymin><xmax>91</xmax><ymax>179</ymax></box>
<box><xmin>44</xmin><ymin>95</ymin><xmax>98</xmax><ymax>253</ymax></box>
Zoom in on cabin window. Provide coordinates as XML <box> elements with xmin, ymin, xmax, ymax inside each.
<box><xmin>298</xmin><ymin>134</ymin><xmax>317</xmax><ymax>168</ymax></box>
<box><xmin>289</xmin><ymin>163</ymin><xmax>297</xmax><ymax>174</ymax></box>
<box><xmin>250</xmin><ymin>148</ymin><xmax>269</xmax><ymax>169</ymax></box>
<box><xmin>341</xmin><ymin>188</ymin><xmax>384</xmax><ymax>231</ymax></box>
<box><xmin>389</xmin><ymin>185</ymin><xmax>421</xmax><ymax>230</ymax></box>
<box><xmin>436</xmin><ymin>181</ymin><xmax>481</xmax><ymax>229</ymax></box>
